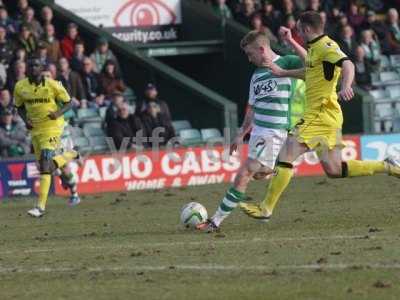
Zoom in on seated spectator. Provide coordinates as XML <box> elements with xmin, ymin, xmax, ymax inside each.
<box><xmin>15</xmin><ymin>24</ymin><xmax>37</xmax><ymax>56</ymax></box>
<box><xmin>70</xmin><ymin>40</ymin><xmax>85</xmax><ymax>72</ymax></box>
<box><xmin>235</xmin><ymin>0</ymin><xmax>257</xmax><ymax>27</ymax></box>
<box><xmin>280</xmin><ymin>0</ymin><xmax>299</xmax><ymax>19</ymax></box>
<box><xmin>250</xmin><ymin>13</ymin><xmax>277</xmax><ymax>43</ymax></box>
<box><xmin>90</xmin><ymin>37</ymin><xmax>119</xmax><ymax>73</ymax></box>
<box><xmin>0</xmin><ymin>5</ymin><xmax>17</xmax><ymax>35</ymax></box>
<box><xmin>23</xmin><ymin>6</ymin><xmax>43</xmax><ymax>38</ymax></box>
<box><xmin>212</xmin><ymin>0</ymin><xmax>232</xmax><ymax>19</ymax></box>
<box><xmin>136</xmin><ymin>83</ymin><xmax>171</xmax><ymax>121</ymax></box>
<box><xmin>306</xmin><ymin>0</ymin><xmax>322</xmax><ymax>12</ymax></box>
<box><xmin>337</xmin><ymin>24</ymin><xmax>358</xmax><ymax>60</ymax></box>
<box><xmin>46</xmin><ymin>62</ymin><xmax>57</xmax><ymax>80</ymax></box>
<box><xmin>0</xmin><ymin>89</ymin><xmax>12</xmax><ymax>113</ymax></box>
<box><xmin>0</xmin><ymin>25</ymin><xmax>14</xmax><ymax>70</ymax></box>
<box><xmin>14</xmin><ymin>0</ymin><xmax>29</xmax><ymax>22</ymax></box>
<box><xmin>99</xmin><ymin>59</ymin><xmax>125</xmax><ymax>97</ymax></box>
<box><xmin>140</xmin><ymin>100</ymin><xmax>175</xmax><ymax>147</ymax></box>
<box><xmin>354</xmin><ymin>46</ymin><xmax>372</xmax><ymax>89</ymax></box>
<box><xmin>260</xmin><ymin>0</ymin><xmax>282</xmax><ymax>35</ymax></box>
<box><xmin>40</xmin><ymin>6</ymin><xmax>53</xmax><ymax>27</ymax></box>
<box><xmin>80</xmin><ymin>57</ymin><xmax>104</xmax><ymax>107</ymax></box>
<box><xmin>107</xmin><ymin>102</ymin><xmax>143</xmax><ymax>149</ymax></box>
<box><xmin>347</xmin><ymin>2</ymin><xmax>364</xmax><ymax>33</ymax></box>
<box><xmin>360</xmin><ymin>29</ymin><xmax>382</xmax><ymax>72</ymax></box>
<box><xmin>60</xmin><ymin>23</ymin><xmax>80</xmax><ymax>60</ymax></box>
<box><xmin>41</xmin><ymin>23</ymin><xmax>61</xmax><ymax>63</ymax></box>
<box><xmin>361</xmin><ymin>10</ymin><xmax>387</xmax><ymax>42</ymax></box>
<box><xmin>36</xmin><ymin>42</ymin><xmax>52</xmax><ymax>66</ymax></box>
<box><xmin>57</xmin><ymin>57</ymin><xmax>85</xmax><ymax>107</ymax></box>
<box><xmin>7</xmin><ymin>60</ymin><xmax>26</xmax><ymax>91</ymax></box>
<box><xmin>386</xmin><ymin>8</ymin><xmax>400</xmax><ymax>54</ymax></box>
<box><xmin>105</xmin><ymin>92</ymin><xmax>125</xmax><ymax>124</ymax></box>
<box><xmin>331</xmin><ymin>13</ymin><xmax>349</xmax><ymax>40</ymax></box>
<box><xmin>0</xmin><ymin>108</ymin><xmax>30</xmax><ymax>157</ymax></box>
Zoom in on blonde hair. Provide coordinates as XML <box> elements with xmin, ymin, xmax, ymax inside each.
<box><xmin>240</xmin><ymin>30</ymin><xmax>270</xmax><ymax>49</ymax></box>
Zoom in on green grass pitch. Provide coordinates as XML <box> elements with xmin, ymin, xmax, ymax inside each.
<box><xmin>1</xmin><ymin>175</ymin><xmax>400</xmax><ymax>299</ymax></box>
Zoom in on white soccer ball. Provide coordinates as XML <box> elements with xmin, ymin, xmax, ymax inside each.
<box><xmin>180</xmin><ymin>202</ymin><xmax>208</xmax><ymax>228</ymax></box>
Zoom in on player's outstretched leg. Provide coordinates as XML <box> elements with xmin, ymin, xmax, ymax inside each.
<box><xmin>56</xmin><ymin>165</ymin><xmax>80</xmax><ymax>206</ymax></box>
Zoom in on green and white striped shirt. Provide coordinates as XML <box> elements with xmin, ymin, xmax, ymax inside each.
<box><xmin>249</xmin><ymin>55</ymin><xmax>303</xmax><ymax>133</ymax></box>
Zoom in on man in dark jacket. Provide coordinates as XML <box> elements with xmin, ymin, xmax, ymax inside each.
<box><xmin>135</xmin><ymin>83</ymin><xmax>171</xmax><ymax>121</ymax></box>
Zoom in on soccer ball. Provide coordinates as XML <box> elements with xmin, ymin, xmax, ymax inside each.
<box><xmin>180</xmin><ymin>202</ymin><xmax>208</xmax><ymax>228</ymax></box>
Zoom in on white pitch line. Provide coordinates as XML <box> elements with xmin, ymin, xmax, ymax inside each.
<box><xmin>1</xmin><ymin>263</ymin><xmax>400</xmax><ymax>274</ymax></box>
<box><xmin>1</xmin><ymin>234</ymin><xmax>394</xmax><ymax>255</ymax></box>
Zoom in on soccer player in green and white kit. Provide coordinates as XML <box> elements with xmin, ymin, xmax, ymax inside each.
<box><xmin>197</xmin><ymin>31</ymin><xmax>303</xmax><ymax>232</ymax></box>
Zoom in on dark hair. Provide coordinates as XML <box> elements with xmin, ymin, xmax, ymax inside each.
<box><xmin>299</xmin><ymin>11</ymin><xmax>323</xmax><ymax>31</ymax></box>
<box><xmin>101</xmin><ymin>59</ymin><xmax>121</xmax><ymax>78</ymax></box>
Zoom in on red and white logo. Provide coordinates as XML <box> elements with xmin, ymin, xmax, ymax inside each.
<box><xmin>114</xmin><ymin>0</ymin><xmax>177</xmax><ymax>27</ymax></box>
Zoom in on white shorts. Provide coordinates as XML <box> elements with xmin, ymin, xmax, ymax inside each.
<box><xmin>248</xmin><ymin>129</ymin><xmax>288</xmax><ymax>169</ymax></box>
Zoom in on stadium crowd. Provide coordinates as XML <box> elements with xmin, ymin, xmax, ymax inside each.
<box><xmin>203</xmin><ymin>0</ymin><xmax>400</xmax><ymax>88</ymax></box>
<box><xmin>0</xmin><ymin>0</ymin><xmax>175</xmax><ymax>158</ymax></box>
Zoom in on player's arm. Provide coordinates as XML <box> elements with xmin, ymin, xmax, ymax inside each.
<box><xmin>279</xmin><ymin>27</ymin><xmax>307</xmax><ymax>61</ymax></box>
<box><xmin>16</xmin><ymin>106</ymin><xmax>33</xmax><ymax>130</ymax></box>
<box><xmin>48</xmin><ymin>101</ymin><xmax>73</xmax><ymax>120</ymax></box>
<box><xmin>267</xmin><ymin>64</ymin><xmax>306</xmax><ymax>80</ymax></box>
<box><xmin>13</xmin><ymin>83</ymin><xmax>33</xmax><ymax>129</ymax></box>
<box><xmin>48</xmin><ymin>79</ymin><xmax>72</xmax><ymax>120</ymax></box>
<box><xmin>230</xmin><ymin>105</ymin><xmax>254</xmax><ymax>154</ymax></box>
<box><xmin>338</xmin><ymin>60</ymin><xmax>355</xmax><ymax>101</ymax></box>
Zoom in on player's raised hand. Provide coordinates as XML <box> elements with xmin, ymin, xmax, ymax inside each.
<box><xmin>279</xmin><ymin>26</ymin><xmax>292</xmax><ymax>42</ymax></box>
<box><xmin>48</xmin><ymin>111</ymin><xmax>59</xmax><ymax>120</ymax></box>
<box><xmin>338</xmin><ymin>86</ymin><xmax>354</xmax><ymax>101</ymax></box>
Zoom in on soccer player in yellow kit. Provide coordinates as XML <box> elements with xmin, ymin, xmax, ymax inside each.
<box><xmin>14</xmin><ymin>58</ymin><xmax>80</xmax><ymax>217</ymax></box>
<box><xmin>241</xmin><ymin>11</ymin><xmax>400</xmax><ymax>220</ymax></box>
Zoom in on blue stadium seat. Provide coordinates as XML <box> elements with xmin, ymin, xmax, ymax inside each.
<box><xmin>89</xmin><ymin>136</ymin><xmax>109</xmax><ymax>152</ymax></box>
<box><xmin>380</xmin><ymin>71</ymin><xmax>400</xmax><ymax>83</ymax></box>
<box><xmin>99</xmin><ymin>106</ymin><xmax>107</xmax><ymax>119</ymax></box>
<box><xmin>390</xmin><ymin>55</ymin><xmax>400</xmax><ymax>68</ymax></box>
<box><xmin>75</xmin><ymin>136</ymin><xmax>91</xmax><ymax>152</ymax></box>
<box><xmin>172</xmin><ymin>120</ymin><xmax>192</xmax><ymax>133</ymax></box>
<box><xmin>83</xmin><ymin>125</ymin><xmax>105</xmax><ymax>137</ymax></box>
<box><xmin>76</xmin><ymin>108</ymin><xmax>102</xmax><ymax>124</ymax></box>
<box><xmin>200</xmin><ymin>128</ymin><xmax>224</xmax><ymax>144</ymax></box>
<box><xmin>179</xmin><ymin>129</ymin><xmax>203</xmax><ymax>146</ymax></box>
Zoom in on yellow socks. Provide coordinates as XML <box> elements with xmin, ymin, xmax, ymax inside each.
<box><xmin>53</xmin><ymin>150</ymin><xmax>78</xmax><ymax>169</ymax></box>
<box><xmin>346</xmin><ymin>160</ymin><xmax>386</xmax><ymax>177</ymax></box>
<box><xmin>262</xmin><ymin>164</ymin><xmax>294</xmax><ymax>214</ymax></box>
<box><xmin>38</xmin><ymin>174</ymin><xmax>52</xmax><ymax>210</ymax></box>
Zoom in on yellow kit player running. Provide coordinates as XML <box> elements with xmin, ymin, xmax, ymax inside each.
<box><xmin>14</xmin><ymin>57</ymin><xmax>80</xmax><ymax>218</ymax></box>
<box><xmin>240</xmin><ymin>11</ymin><xmax>400</xmax><ymax>221</ymax></box>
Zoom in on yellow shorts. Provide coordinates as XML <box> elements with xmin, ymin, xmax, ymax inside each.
<box><xmin>291</xmin><ymin>111</ymin><xmax>344</xmax><ymax>154</ymax></box>
<box><xmin>31</xmin><ymin>129</ymin><xmax>62</xmax><ymax>161</ymax></box>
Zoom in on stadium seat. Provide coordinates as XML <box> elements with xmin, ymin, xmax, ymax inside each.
<box><xmin>370</xmin><ymin>72</ymin><xmax>381</xmax><ymax>86</ymax></box>
<box><xmin>83</xmin><ymin>125</ymin><xmax>105</xmax><ymax>137</ymax></box>
<box><xmin>99</xmin><ymin>106</ymin><xmax>107</xmax><ymax>119</ymax></box>
<box><xmin>200</xmin><ymin>128</ymin><xmax>225</xmax><ymax>143</ymax></box>
<box><xmin>179</xmin><ymin>129</ymin><xmax>203</xmax><ymax>146</ymax></box>
<box><xmin>172</xmin><ymin>120</ymin><xmax>192</xmax><ymax>133</ymax></box>
<box><xmin>75</xmin><ymin>136</ymin><xmax>91</xmax><ymax>152</ymax></box>
<box><xmin>369</xmin><ymin>89</ymin><xmax>390</xmax><ymax>102</ymax></box>
<box><xmin>380</xmin><ymin>55</ymin><xmax>390</xmax><ymax>70</ymax></box>
<box><xmin>386</xmin><ymin>86</ymin><xmax>400</xmax><ymax>100</ymax></box>
<box><xmin>390</xmin><ymin>55</ymin><xmax>400</xmax><ymax>67</ymax></box>
<box><xmin>70</xmin><ymin>126</ymin><xmax>84</xmax><ymax>138</ymax></box>
<box><xmin>89</xmin><ymin>136</ymin><xmax>109</xmax><ymax>152</ymax></box>
<box><xmin>375</xmin><ymin>103</ymin><xmax>392</xmax><ymax>118</ymax></box>
<box><xmin>124</xmin><ymin>87</ymin><xmax>137</xmax><ymax>103</ymax></box>
<box><xmin>380</xmin><ymin>71</ymin><xmax>400</xmax><ymax>83</ymax></box>
<box><xmin>76</xmin><ymin>108</ymin><xmax>102</xmax><ymax>124</ymax></box>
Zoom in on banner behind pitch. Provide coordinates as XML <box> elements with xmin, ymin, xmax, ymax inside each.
<box><xmin>55</xmin><ymin>0</ymin><xmax>182</xmax><ymax>43</ymax></box>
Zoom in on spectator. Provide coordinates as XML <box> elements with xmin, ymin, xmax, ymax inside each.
<box><xmin>361</xmin><ymin>10</ymin><xmax>387</xmax><ymax>42</ymax></box>
<box><xmin>136</xmin><ymin>83</ymin><xmax>172</xmax><ymax>121</ymax></box>
<box><xmin>212</xmin><ymin>0</ymin><xmax>232</xmax><ymax>19</ymax></box>
<box><xmin>36</xmin><ymin>42</ymin><xmax>52</xmax><ymax>66</ymax></box>
<box><xmin>107</xmin><ymin>102</ymin><xmax>143</xmax><ymax>149</ymax></box>
<box><xmin>41</xmin><ymin>23</ymin><xmax>61</xmax><ymax>63</ymax></box>
<box><xmin>105</xmin><ymin>92</ymin><xmax>125</xmax><ymax>124</ymax></box>
<box><xmin>0</xmin><ymin>89</ymin><xmax>12</xmax><ymax>113</ymax></box>
<box><xmin>250</xmin><ymin>13</ymin><xmax>278</xmax><ymax>43</ymax></box>
<box><xmin>386</xmin><ymin>8</ymin><xmax>400</xmax><ymax>54</ymax></box>
<box><xmin>90</xmin><ymin>37</ymin><xmax>119</xmax><ymax>73</ymax></box>
<box><xmin>337</xmin><ymin>24</ymin><xmax>358</xmax><ymax>60</ymax></box>
<box><xmin>11</xmin><ymin>48</ymin><xmax>27</xmax><ymax>65</ymax></box>
<box><xmin>0</xmin><ymin>25</ymin><xmax>14</xmax><ymax>70</ymax></box>
<box><xmin>331</xmin><ymin>13</ymin><xmax>349</xmax><ymax>39</ymax></box>
<box><xmin>360</xmin><ymin>29</ymin><xmax>382</xmax><ymax>72</ymax></box>
<box><xmin>14</xmin><ymin>0</ymin><xmax>29</xmax><ymax>21</ymax></box>
<box><xmin>354</xmin><ymin>46</ymin><xmax>372</xmax><ymax>89</ymax></box>
<box><xmin>140</xmin><ymin>100</ymin><xmax>175</xmax><ymax>147</ymax></box>
<box><xmin>60</xmin><ymin>22</ymin><xmax>80</xmax><ymax>60</ymax></box>
<box><xmin>23</xmin><ymin>6</ymin><xmax>43</xmax><ymax>38</ymax></box>
<box><xmin>260</xmin><ymin>0</ymin><xmax>282</xmax><ymax>35</ymax></box>
<box><xmin>280</xmin><ymin>0</ymin><xmax>298</xmax><ymax>19</ymax></box>
<box><xmin>40</xmin><ymin>6</ymin><xmax>53</xmax><ymax>27</ymax></box>
<box><xmin>0</xmin><ymin>5</ymin><xmax>16</xmax><ymax>35</ymax></box>
<box><xmin>0</xmin><ymin>108</ymin><xmax>30</xmax><ymax>157</ymax></box>
<box><xmin>57</xmin><ymin>57</ymin><xmax>85</xmax><ymax>106</ymax></box>
<box><xmin>7</xmin><ymin>60</ymin><xmax>26</xmax><ymax>91</ymax></box>
<box><xmin>15</xmin><ymin>24</ymin><xmax>37</xmax><ymax>56</ymax></box>
<box><xmin>80</xmin><ymin>56</ymin><xmax>104</xmax><ymax>107</ymax></box>
<box><xmin>70</xmin><ymin>40</ymin><xmax>85</xmax><ymax>72</ymax></box>
<box><xmin>306</xmin><ymin>0</ymin><xmax>321</xmax><ymax>12</ymax></box>
<box><xmin>46</xmin><ymin>62</ymin><xmax>57</xmax><ymax>79</ymax></box>
<box><xmin>235</xmin><ymin>0</ymin><xmax>257</xmax><ymax>27</ymax></box>
<box><xmin>98</xmin><ymin>59</ymin><xmax>125</xmax><ymax>97</ymax></box>
<box><xmin>347</xmin><ymin>2</ymin><xmax>365</xmax><ymax>33</ymax></box>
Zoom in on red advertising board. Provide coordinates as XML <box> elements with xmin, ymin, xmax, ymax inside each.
<box><xmin>54</xmin><ymin>136</ymin><xmax>361</xmax><ymax>195</ymax></box>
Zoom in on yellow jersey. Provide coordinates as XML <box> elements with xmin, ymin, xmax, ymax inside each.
<box><xmin>304</xmin><ymin>35</ymin><xmax>348</xmax><ymax>127</ymax></box>
<box><xmin>14</xmin><ymin>78</ymin><xmax>70</xmax><ymax>132</ymax></box>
